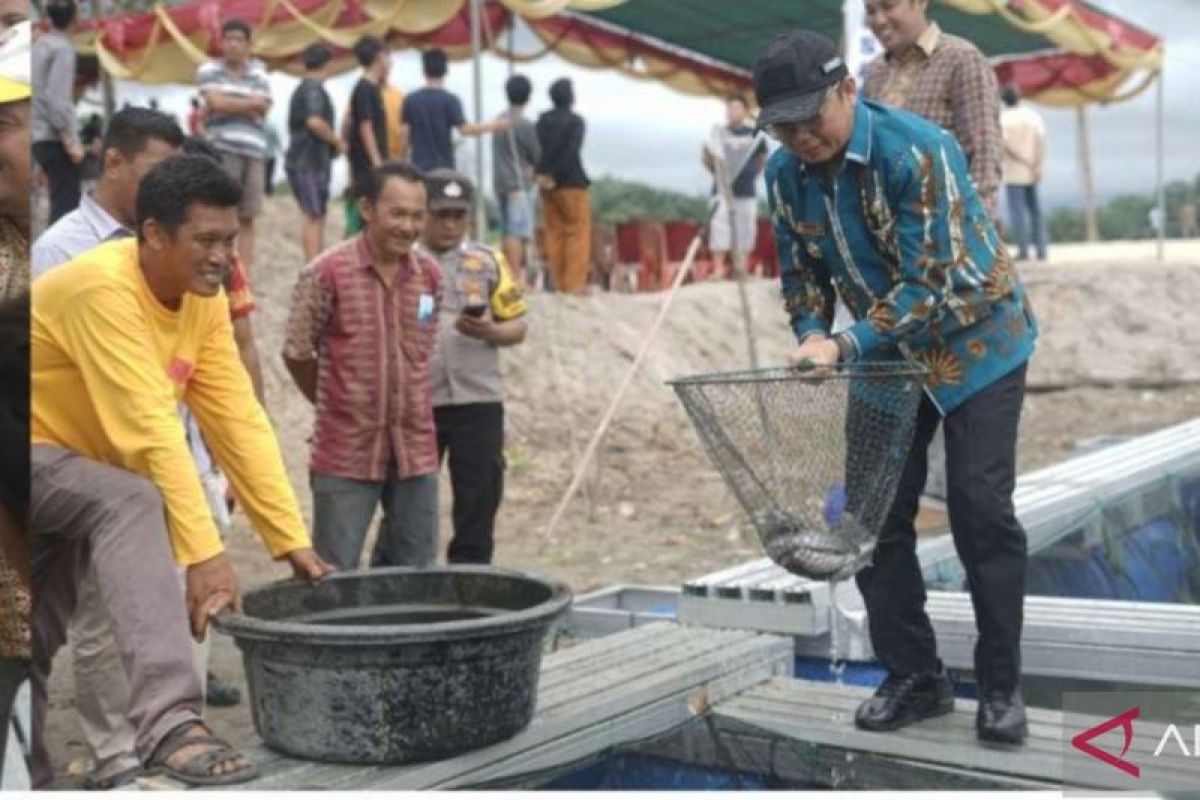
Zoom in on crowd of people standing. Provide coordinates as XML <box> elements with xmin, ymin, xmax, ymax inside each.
<box><xmin>24</xmin><ymin>7</ymin><xmax>540</xmax><ymax>789</ymax></box>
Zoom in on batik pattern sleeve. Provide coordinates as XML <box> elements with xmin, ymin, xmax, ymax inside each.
<box><xmin>766</xmin><ymin>158</ymin><xmax>835</xmax><ymax>342</ymax></box>
<box><xmin>187</xmin><ymin>303</ymin><xmax>311</xmax><ymax>560</ymax></box>
<box><xmin>841</xmin><ymin>134</ymin><xmax>1005</xmax><ymax>360</ymax></box>
<box><xmin>56</xmin><ymin>287</ymin><xmax>223</xmax><ymax>565</ymax></box>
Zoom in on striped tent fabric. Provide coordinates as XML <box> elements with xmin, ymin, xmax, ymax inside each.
<box><xmin>66</xmin><ymin>0</ymin><xmax>1161</xmax><ymax>107</ymax></box>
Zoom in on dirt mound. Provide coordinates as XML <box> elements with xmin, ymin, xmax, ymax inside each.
<box><xmin>243</xmin><ymin>197</ymin><xmax>1200</xmax><ymax>592</ymax></box>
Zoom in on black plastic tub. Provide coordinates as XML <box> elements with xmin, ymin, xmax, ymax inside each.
<box><xmin>213</xmin><ymin>566</ymin><xmax>572</xmax><ymax>765</ymax></box>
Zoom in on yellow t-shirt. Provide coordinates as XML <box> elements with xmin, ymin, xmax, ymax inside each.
<box><xmin>32</xmin><ymin>239</ymin><xmax>309</xmax><ymax>566</ymax></box>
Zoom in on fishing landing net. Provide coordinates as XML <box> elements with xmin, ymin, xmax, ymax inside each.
<box><xmin>670</xmin><ymin>362</ymin><xmax>928</xmax><ymax>582</ymax></box>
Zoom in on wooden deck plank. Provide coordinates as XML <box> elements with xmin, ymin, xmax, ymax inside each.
<box><xmin>211</xmin><ymin>624</ymin><xmax>791</xmax><ymax>791</ymax></box>
<box><xmin>354</xmin><ymin>633</ymin><xmax>791</xmax><ymax>790</ymax></box>
<box><xmin>634</xmin><ymin>715</ymin><xmax>1061</xmax><ymax>791</ymax></box>
<box><xmin>710</xmin><ymin>675</ymin><xmax>1200</xmax><ymax>790</ymax></box>
<box><xmin>537</xmin><ymin>624</ymin><xmax>722</xmax><ymax>695</ymax></box>
<box><xmin>740</xmin><ymin>681</ymin><xmax>1066</xmax><ymax>749</ymax></box>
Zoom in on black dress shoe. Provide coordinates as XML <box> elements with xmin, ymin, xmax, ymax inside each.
<box><xmin>977</xmin><ymin>689</ymin><xmax>1027</xmax><ymax>745</ymax></box>
<box><xmin>854</xmin><ymin>668</ymin><xmax>955</xmax><ymax>732</ymax></box>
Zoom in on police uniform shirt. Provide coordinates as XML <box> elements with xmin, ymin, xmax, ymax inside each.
<box><xmin>427</xmin><ymin>242</ymin><xmax>527</xmax><ymax>406</ymax></box>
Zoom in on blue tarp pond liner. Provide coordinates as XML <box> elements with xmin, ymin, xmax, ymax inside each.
<box><xmin>1026</xmin><ymin>512</ymin><xmax>1199</xmax><ymax>603</ymax></box>
<box><xmin>539</xmin><ymin>753</ymin><xmax>771</xmax><ymax>790</ymax></box>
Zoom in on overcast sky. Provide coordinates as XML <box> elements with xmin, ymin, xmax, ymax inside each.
<box><xmin>108</xmin><ymin>0</ymin><xmax>1198</xmax><ymax>209</ymax></box>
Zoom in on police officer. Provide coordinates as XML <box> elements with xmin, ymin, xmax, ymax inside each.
<box><xmin>422</xmin><ymin>169</ymin><xmax>527</xmax><ymax>564</ymax></box>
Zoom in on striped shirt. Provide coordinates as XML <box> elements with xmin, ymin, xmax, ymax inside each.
<box><xmin>862</xmin><ymin>23</ymin><xmax>1002</xmax><ymax>217</ymax></box>
<box><xmin>284</xmin><ymin>234</ymin><xmax>442</xmax><ymax>482</ymax></box>
<box><xmin>196</xmin><ymin>57</ymin><xmax>272</xmax><ymax>159</ymax></box>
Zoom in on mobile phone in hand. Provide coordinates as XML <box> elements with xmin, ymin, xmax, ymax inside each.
<box><xmin>463</xmin><ymin>304</ymin><xmax>487</xmax><ymax>318</ymax></box>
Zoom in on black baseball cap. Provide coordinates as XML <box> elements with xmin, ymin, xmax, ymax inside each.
<box><xmin>753</xmin><ymin>30</ymin><xmax>848</xmax><ymax>127</ymax></box>
<box><xmin>425</xmin><ymin>168</ymin><xmax>473</xmax><ymax>211</ymax></box>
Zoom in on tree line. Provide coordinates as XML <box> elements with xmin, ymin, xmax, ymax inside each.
<box><xmin>1047</xmin><ymin>174</ymin><xmax>1200</xmax><ymax>242</ymax></box>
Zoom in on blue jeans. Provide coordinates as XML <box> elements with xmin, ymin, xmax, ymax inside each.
<box><xmin>500</xmin><ymin>189</ymin><xmax>536</xmax><ymax>240</ymax></box>
<box><xmin>1005</xmin><ymin>184</ymin><xmax>1047</xmax><ymax>261</ymax></box>
<box><xmin>310</xmin><ymin>471</ymin><xmax>438</xmax><ymax>570</ymax></box>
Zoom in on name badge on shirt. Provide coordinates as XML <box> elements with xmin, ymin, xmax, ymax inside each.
<box><xmin>796</xmin><ymin>221</ymin><xmax>826</xmax><ymax>237</ymax></box>
<box><xmin>418</xmin><ymin>293</ymin><xmax>435</xmax><ymax>322</ymax></box>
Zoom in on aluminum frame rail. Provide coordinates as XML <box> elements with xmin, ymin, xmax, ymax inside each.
<box><xmin>679</xmin><ymin>417</ymin><xmax>1200</xmax><ymax>610</ymax></box>
<box><xmin>677</xmin><ymin>572</ymin><xmax>1200</xmax><ymax>688</ymax></box>
<box><xmin>922</xmin><ymin>417</ymin><xmax>1200</xmax><ymax>588</ymax></box>
<box><xmin>926</xmin><ymin>590</ymin><xmax>1200</xmax><ymax>688</ymax></box>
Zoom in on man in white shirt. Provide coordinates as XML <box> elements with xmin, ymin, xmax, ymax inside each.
<box><xmin>1000</xmin><ymin>86</ymin><xmax>1047</xmax><ymax>262</ymax></box>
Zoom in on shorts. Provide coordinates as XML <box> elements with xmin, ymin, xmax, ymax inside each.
<box><xmin>218</xmin><ymin>150</ymin><xmax>266</xmax><ymax>219</ymax></box>
<box><xmin>499</xmin><ymin>189</ymin><xmax>536</xmax><ymax>239</ymax></box>
<box><xmin>286</xmin><ymin>166</ymin><xmax>331</xmax><ymax>217</ymax></box>
<box><xmin>709</xmin><ymin>195</ymin><xmax>758</xmax><ymax>253</ymax></box>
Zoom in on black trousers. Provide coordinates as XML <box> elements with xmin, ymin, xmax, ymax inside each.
<box><xmin>436</xmin><ymin>402</ymin><xmax>506</xmax><ymax>564</ymax></box>
<box><xmin>32</xmin><ymin>141</ymin><xmax>82</xmax><ymax>225</ymax></box>
<box><xmin>855</xmin><ymin>363</ymin><xmax>1028</xmax><ymax>694</ymax></box>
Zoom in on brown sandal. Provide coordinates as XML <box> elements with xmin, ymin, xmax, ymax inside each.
<box><xmin>147</xmin><ymin>722</ymin><xmax>259</xmax><ymax>787</ymax></box>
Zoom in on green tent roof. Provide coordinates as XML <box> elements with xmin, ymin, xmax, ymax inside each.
<box><xmin>580</xmin><ymin>0</ymin><xmax>1130</xmax><ymax>70</ymax></box>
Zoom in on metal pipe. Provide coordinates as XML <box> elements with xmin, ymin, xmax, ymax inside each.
<box><xmin>1076</xmin><ymin>105</ymin><xmax>1099</xmax><ymax>242</ymax></box>
<box><xmin>470</xmin><ymin>0</ymin><xmax>486</xmax><ymax>239</ymax></box>
<box><xmin>1156</xmin><ymin>68</ymin><xmax>1165</xmax><ymax>262</ymax></box>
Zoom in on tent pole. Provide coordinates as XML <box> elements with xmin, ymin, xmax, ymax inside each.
<box><xmin>1076</xmin><ymin>105</ymin><xmax>1099</xmax><ymax>242</ymax></box>
<box><xmin>1156</xmin><ymin>69</ymin><xmax>1165</xmax><ymax>262</ymax></box>
<box><xmin>470</xmin><ymin>0</ymin><xmax>486</xmax><ymax>239</ymax></box>
<box><xmin>507</xmin><ymin>21</ymin><xmax>515</xmax><ymax>77</ymax></box>
<box><xmin>90</xmin><ymin>0</ymin><xmax>116</xmax><ymax>118</ymax></box>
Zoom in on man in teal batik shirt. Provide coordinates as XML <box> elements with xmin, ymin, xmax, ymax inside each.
<box><xmin>757</xmin><ymin>30</ymin><xmax>1036</xmax><ymax>746</ymax></box>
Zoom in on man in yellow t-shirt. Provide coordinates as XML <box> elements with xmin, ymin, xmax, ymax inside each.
<box><xmin>30</xmin><ymin>154</ymin><xmax>331</xmax><ymax>787</ymax></box>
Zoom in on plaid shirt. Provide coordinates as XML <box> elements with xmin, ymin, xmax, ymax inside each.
<box><xmin>285</xmin><ymin>234</ymin><xmax>441</xmax><ymax>482</ymax></box>
<box><xmin>862</xmin><ymin>23</ymin><xmax>1002</xmax><ymax>217</ymax></box>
